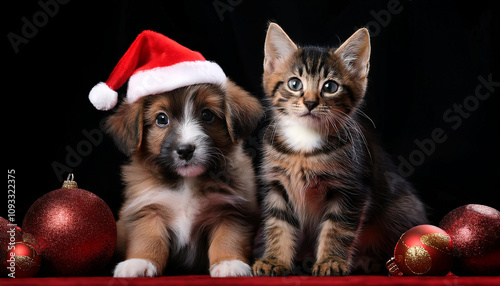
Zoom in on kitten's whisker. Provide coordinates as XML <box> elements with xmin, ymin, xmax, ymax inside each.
<box><xmin>356</xmin><ymin>109</ymin><xmax>376</xmax><ymax>129</ymax></box>
<box><xmin>329</xmin><ymin>109</ymin><xmax>372</xmax><ymax>162</ymax></box>
<box><xmin>263</xmin><ymin>115</ymin><xmax>281</xmax><ymax>146</ymax></box>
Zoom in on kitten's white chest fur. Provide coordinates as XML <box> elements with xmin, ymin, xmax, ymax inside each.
<box><xmin>279</xmin><ymin>119</ymin><xmax>325</xmax><ymax>152</ymax></box>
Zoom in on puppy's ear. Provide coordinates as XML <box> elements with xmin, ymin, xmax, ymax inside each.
<box><xmin>224</xmin><ymin>80</ymin><xmax>263</xmax><ymax>143</ymax></box>
<box><xmin>105</xmin><ymin>100</ymin><xmax>144</xmax><ymax>155</ymax></box>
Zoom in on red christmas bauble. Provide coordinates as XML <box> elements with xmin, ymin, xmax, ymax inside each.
<box><xmin>22</xmin><ymin>175</ymin><xmax>117</xmax><ymax>276</ymax></box>
<box><xmin>1</xmin><ymin>217</ymin><xmax>23</xmax><ymax>276</ymax></box>
<box><xmin>388</xmin><ymin>225</ymin><xmax>453</xmax><ymax>276</ymax></box>
<box><xmin>5</xmin><ymin>242</ymin><xmax>41</xmax><ymax>278</ymax></box>
<box><xmin>439</xmin><ymin>204</ymin><xmax>500</xmax><ymax>276</ymax></box>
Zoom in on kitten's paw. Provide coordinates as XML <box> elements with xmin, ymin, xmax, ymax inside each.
<box><xmin>252</xmin><ymin>258</ymin><xmax>291</xmax><ymax>277</ymax></box>
<box><xmin>312</xmin><ymin>256</ymin><xmax>350</xmax><ymax>276</ymax></box>
<box><xmin>210</xmin><ymin>259</ymin><xmax>252</xmax><ymax>277</ymax></box>
<box><xmin>113</xmin><ymin>258</ymin><xmax>157</xmax><ymax>277</ymax></box>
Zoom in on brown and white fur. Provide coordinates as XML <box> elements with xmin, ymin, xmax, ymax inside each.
<box><xmin>252</xmin><ymin>23</ymin><xmax>427</xmax><ymax>276</ymax></box>
<box><xmin>107</xmin><ymin>81</ymin><xmax>263</xmax><ymax>277</ymax></box>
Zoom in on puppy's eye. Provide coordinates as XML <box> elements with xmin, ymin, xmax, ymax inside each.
<box><xmin>201</xmin><ymin>109</ymin><xmax>215</xmax><ymax>123</ymax></box>
<box><xmin>155</xmin><ymin>113</ymin><xmax>169</xmax><ymax>127</ymax></box>
<box><xmin>288</xmin><ymin>77</ymin><xmax>303</xmax><ymax>91</ymax></box>
<box><xmin>322</xmin><ymin>80</ymin><xmax>339</xmax><ymax>94</ymax></box>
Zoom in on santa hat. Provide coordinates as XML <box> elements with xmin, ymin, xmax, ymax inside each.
<box><xmin>89</xmin><ymin>30</ymin><xmax>226</xmax><ymax>110</ymax></box>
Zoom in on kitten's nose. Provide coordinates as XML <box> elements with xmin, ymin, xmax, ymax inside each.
<box><xmin>304</xmin><ymin>100</ymin><xmax>319</xmax><ymax>111</ymax></box>
<box><xmin>177</xmin><ymin>144</ymin><xmax>195</xmax><ymax>161</ymax></box>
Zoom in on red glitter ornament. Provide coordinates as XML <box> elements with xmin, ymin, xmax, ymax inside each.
<box><xmin>5</xmin><ymin>241</ymin><xmax>41</xmax><ymax>278</ymax></box>
<box><xmin>22</xmin><ymin>174</ymin><xmax>117</xmax><ymax>276</ymax></box>
<box><xmin>439</xmin><ymin>204</ymin><xmax>500</xmax><ymax>276</ymax></box>
<box><xmin>386</xmin><ymin>225</ymin><xmax>453</xmax><ymax>276</ymax></box>
<box><xmin>1</xmin><ymin>217</ymin><xmax>23</xmax><ymax>277</ymax></box>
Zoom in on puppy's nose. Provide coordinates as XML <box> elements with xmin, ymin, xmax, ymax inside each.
<box><xmin>176</xmin><ymin>144</ymin><xmax>195</xmax><ymax>161</ymax></box>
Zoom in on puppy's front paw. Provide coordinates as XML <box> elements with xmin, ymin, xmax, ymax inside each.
<box><xmin>312</xmin><ymin>256</ymin><xmax>349</xmax><ymax>276</ymax></box>
<box><xmin>252</xmin><ymin>258</ymin><xmax>291</xmax><ymax>277</ymax></box>
<box><xmin>113</xmin><ymin>258</ymin><xmax>157</xmax><ymax>277</ymax></box>
<box><xmin>210</xmin><ymin>259</ymin><xmax>252</xmax><ymax>277</ymax></box>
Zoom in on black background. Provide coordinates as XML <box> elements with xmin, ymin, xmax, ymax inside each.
<box><xmin>4</xmin><ymin>0</ymin><xmax>500</xmax><ymax>227</ymax></box>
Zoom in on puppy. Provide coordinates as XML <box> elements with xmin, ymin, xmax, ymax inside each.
<box><xmin>107</xmin><ymin>80</ymin><xmax>263</xmax><ymax>277</ymax></box>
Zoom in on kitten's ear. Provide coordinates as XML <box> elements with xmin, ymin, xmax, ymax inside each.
<box><xmin>335</xmin><ymin>28</ymin><xmax>371</xmax><ymax>80</ymax></box>
<box><xmin>264</xmin><ymin>23</ymin><xmax>298</xmax><ymax>75</ymax></box>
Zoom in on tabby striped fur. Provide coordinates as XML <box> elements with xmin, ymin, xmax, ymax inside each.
<box><xmin>252</xmin><ymin>23</ymin><xmax>427</xmax><ymax>276</ymax></box>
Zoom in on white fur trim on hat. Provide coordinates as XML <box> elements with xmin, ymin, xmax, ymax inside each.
<box><xmin>126</xmin><ymin>60</ymin><xmax>227</xmax><ymax>103</ymax></box>
<box><xmin>89</xmin><ymin>82</ymin><xmax>119</xmax><ymax>111</ymax></box>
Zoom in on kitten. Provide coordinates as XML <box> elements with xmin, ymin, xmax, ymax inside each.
<box><xmin>252</xmin><ymin>23</ymin><xmax>428</xmax><ymax>276</ymax></box>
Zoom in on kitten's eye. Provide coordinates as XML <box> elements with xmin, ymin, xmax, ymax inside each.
<box><xmin>201</xmin><ymin>109</ymin><xmax>215</xmax><ymax>123</ymax></box>
<box><xmin>288</xmin><ymin>78</ymin><xmax>303</xmax><ymax>91</ymax></box>
<box><xmin>155</xmin><ymin>113</ymin><xmax>169</xmax><ymax>127</ymax></box>
<box><xmin>322</xmin><ymin>80</ymin><xmax>339</xmax><ymax>94</ymax></box>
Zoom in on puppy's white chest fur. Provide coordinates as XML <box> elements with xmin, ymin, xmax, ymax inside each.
<box><xmin>124</xmin><ymin>178</ymin><xmax>200</xmax><ymax>250</ymax></box>
<box><xmin>279</xmin><ymin>119</ymin><xmax>325</xmax><ymax>152</ymax></box>
<box><xmin>167</xmin><ymin>179</ymin><xmax>200</xmax><ymax>249</ymax></box>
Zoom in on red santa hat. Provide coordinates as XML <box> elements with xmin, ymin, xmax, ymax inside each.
<box><xmin>89</xmin><ymin>30</ymin><xmax>226</xmax><ymax>110</ymax></box>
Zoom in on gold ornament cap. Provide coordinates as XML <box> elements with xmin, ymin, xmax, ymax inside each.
<box><xmin>386</xmin><ymin>257</ymin><xmax>403</xmax><ymax>277</ymax></box>
<box><xmin>62</xmin><ymin>173</ymin><xmax>78</xmax><ymax>189</ymax></box>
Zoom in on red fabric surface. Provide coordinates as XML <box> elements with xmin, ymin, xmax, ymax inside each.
<box><xmin>1</xmin><ymin>275</ymin><xmax>499</xmax><ymax>286</ymax></box>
